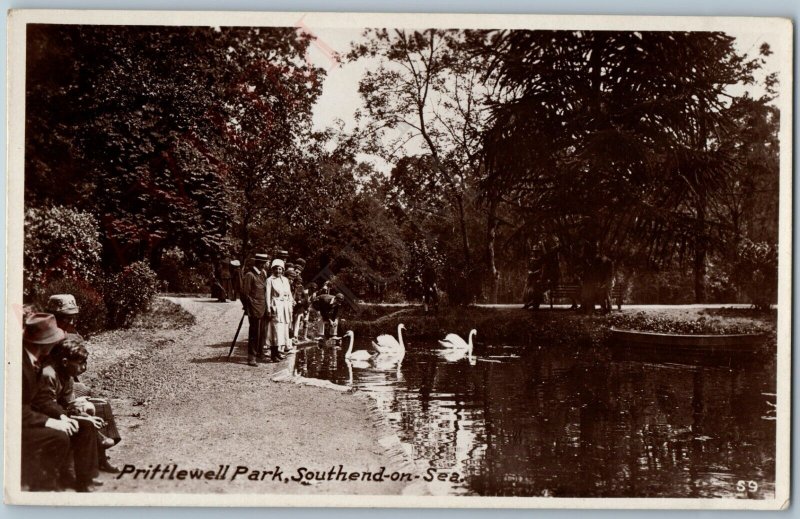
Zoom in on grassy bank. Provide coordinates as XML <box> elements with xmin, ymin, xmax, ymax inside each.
<box><xmin>345</xmin><ymin>305</ymin><xmax>777</xmax><ymax>347</ymax></box>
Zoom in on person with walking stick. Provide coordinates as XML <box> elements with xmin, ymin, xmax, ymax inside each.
<box><xmin>240</xmin><ymin>253</ymin><xmax>271</xmax><ymax>366</ymax></box>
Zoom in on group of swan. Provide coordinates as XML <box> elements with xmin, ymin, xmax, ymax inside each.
<box><xmin>343</xmin><ymin>323</ymin><xmax>480</xmax><ymax>365</ymax></box>
<box><xmin>343</xmin><ymin>323</ymin><xmax>406</xmax><ymax>362</ymax></box>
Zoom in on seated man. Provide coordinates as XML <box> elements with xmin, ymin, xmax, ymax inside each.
<box><xmin>21</xmin><ymin>314</ymin><xmax>73</xmax><ymax>491</ymax></box>
<box><xmin>34</xmin><ymin>337</ymin><xmax>102</xmax><ymax>491</ymax></box>
<box><xmin>47</xmin><ymin>294</ymin><xmax>121</xmax><ymax>473</ymax></box>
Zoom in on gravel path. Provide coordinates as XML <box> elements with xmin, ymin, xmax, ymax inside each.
<box><xmin>82</xmin><ymin>297</ymin><xmax>414</xmax><ymax>495</ymax></box>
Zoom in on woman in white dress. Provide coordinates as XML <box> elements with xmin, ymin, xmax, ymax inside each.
<box><xmin>266</xmin><ymin>259</ymin><xmax>295</xmax><ymax>356</ymax></box>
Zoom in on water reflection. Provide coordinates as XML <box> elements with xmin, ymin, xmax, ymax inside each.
<box><xmin>293</xmin><ymin>336</ymin><xmax>776</xmax><ymax>498</ymax></box>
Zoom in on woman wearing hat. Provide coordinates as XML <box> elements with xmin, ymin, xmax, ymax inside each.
<box><xmin>266</xmin><ymin>259</ymin><xmax>294</xmax><ymax>356</ymax></box>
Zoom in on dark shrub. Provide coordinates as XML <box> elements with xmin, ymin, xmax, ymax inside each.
<box><xmin>157</xmin><ymin>247</ymin><xmax>208</xmax><ymax>293</ymax></box>
<box><xmin>104</xmin><ymin>260</ymin><xmax>160</xmax><ymax>327</ymax></box>
<box><xmin>731</xmin><ymin>240</ymin><xmax>778</xmax><ymax>310</ymax></box>
<box><xmin>24</xmin><ymin>206</ymin><xmax>102</xmax><ymax>298</ymax></box>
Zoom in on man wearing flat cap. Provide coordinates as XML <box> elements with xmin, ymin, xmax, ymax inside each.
<box><xmin>240</xmin><ymin>254</ymin><xmax>269</xmax><ymax>366</ymax></box>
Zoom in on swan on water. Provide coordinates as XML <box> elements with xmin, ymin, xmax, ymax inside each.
<box><xmin>438</xmin><ymin>329</ymin><xmax>477</xmax><ymax>350</ymax></box>
<box><xmin>344</xmin><ymin>331</ymin><xmax>373</xmax><ymax>361</ymax></box>
<box><xmin>373</xmin><ymin>323</ymin><xmax>406</xmax><ymax>354</ymax></box>
<box><xmin>438</xmin><ymin>329</ymin><xmax>477</xmax><ymax>365</ymax></box>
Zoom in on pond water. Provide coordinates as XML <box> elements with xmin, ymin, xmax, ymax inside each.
<box><xmin>292</xmin><ymin>334</ymin><xmax>776</xmax><ymax>498</ymax></box>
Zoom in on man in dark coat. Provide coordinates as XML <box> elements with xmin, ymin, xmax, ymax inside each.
<box><xmin>21</xmin><ymin>314</ymin><xmax>73</xmax><ymax>491</ymax></box>
<box><xmin>240</xmin><ymin>254</ymin><xmax>274</xmax><ymax>366</ymax></box>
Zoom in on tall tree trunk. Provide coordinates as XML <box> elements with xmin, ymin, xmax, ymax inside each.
<box><xmin>693</xmin><ymin>199</ymin><xmax>707</xmax><ymax>303</ymax></box>
<box><xmin>239</xmin><ymin>209</ymin><xmax>251</xmax><ymax>263</ymax></box>
<box><xmin>487</xmin><ymin>199</ymin><xmax>500</xmax><ymax>304</ymax></box>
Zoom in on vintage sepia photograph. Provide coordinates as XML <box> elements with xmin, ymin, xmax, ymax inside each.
<box><xmin>5</xmin><ymin>10</ymin><xmax>792</xmax><ymax>509</ymax></box>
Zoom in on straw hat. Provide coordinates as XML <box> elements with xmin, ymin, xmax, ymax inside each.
<box><xmin>254</xmin><ymin>253</ymin><xmax>269</xmax><ymax>263</ymax></box>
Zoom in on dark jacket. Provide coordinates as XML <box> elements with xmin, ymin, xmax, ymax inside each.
<box><xmin>241</xmin><ymin>268</ymin><xmax>267</xmax><ymax>318</ymax></box>
<box><xmin>22</xmin><ymin>350</ymin><xmax>52</xmax><ymax>427</ymax></box>
<box><xmin>33</xmin><ymin>365</ymin><xmax>78</xmax><ymax>418</ymax></box>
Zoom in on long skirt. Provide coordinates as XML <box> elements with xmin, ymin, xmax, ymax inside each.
<box><xmin>267</xmin><ymin>300</ymin><xmax>293</xmax><ymax>348</ymax></box>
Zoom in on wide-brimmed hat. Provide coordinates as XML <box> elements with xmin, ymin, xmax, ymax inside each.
<box><xmin>254</xmin><ymin>253</ymin><xmax>269</xmax><ymax>263</ymax></box>
<box><xmin>271</xmin><ymin>259</ymin><xmax>285</xmax><ymax>269</ymax></box>
<box><xmin>24</xmin><ymin>313</ymin><xmax>67</xmax><ymax>345</ymax></box>
<box><xmin>275</xmin><ymin>249</ymin><xmax>289</xmax><ymax>260</ymax></box>
<box><xmin>47</xmin><ymin>294</ymin><xmax>80</xmax><ymax>315</ymax></box>
<box><xmin>230</xmin><ymin>260</ymin><xmax>241</xmax><ymax>267</ymax></box>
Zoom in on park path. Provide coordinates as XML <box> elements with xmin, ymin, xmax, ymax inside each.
<box><xmin>92</xmin><ymin>297</ymin><xmax>414</xmax><ymax>496</ymax></box>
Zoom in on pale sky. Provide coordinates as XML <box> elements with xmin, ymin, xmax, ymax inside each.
<box><xmin>305</xmin><ymin>27</ymin><xmax>784</xmax><ymax>173</ymax></box>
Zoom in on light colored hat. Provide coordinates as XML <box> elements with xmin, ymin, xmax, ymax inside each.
<box><xmin>47</xmin><ymin>294</ymin><xmax>80</xmax><ymax>315</ymax></box>
<box><xmin>230</xmin><ymin>260</ymin><xmax>241</xmax><ymax>267</ymax></box>
<box><xmin>254</xmin><ymin>253</ymin><xmax>269</xmax><ymax>262</ymax></box>
<box><xmin>271</xmin><ymin>259</ymin><xmax>285</xmax><ymax>269</ymax></box>
<box><xmin>23</xmin><ymin>313</ymin><xmax>67</xmax><ymax>345</ymax></box>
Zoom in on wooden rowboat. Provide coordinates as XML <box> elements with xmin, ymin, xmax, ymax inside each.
<box><xmin>609</xmin><ymin>327</ymin><xmax>764</xmax><ymax>355</ymax></box>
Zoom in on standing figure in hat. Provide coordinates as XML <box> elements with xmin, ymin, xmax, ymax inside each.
<box><xmin>219</xmin><ymin>259</ymin><xmax>233</xmax><ymax>300</ymax></box>
<box><xmin>266</xmin><ymin>259</ymin><xmax>294</xmax><ymax>356</ymax></box>
<box><xmin>21</xmin><ymin>313</ymin><xmax>73</xmax><ymax>491</ymax></box>
<box><xmin>47</xmin><ymin>294</ymin><xmax>122</xmax><ymax>474</ymax></box>
<box><xmin>240</xmin><ymin>254</ymin><xmax>269</xmax><ymax>366</ymax></box>
<box><xmin>229</xmin><ymin>260</ymin><xmax>242</xmax><ymax>301</ymax></box>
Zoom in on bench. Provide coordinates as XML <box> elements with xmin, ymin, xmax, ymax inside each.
<box><xmin>548</xmin><ymin>283</ymin><xmax>625</xmax><ymax>310</ymax></box>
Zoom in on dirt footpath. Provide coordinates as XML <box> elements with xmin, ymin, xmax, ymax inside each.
<box><xmin>83</xmin><ymin>297</ymin><xmax>414</xmax><ymax>495</ymax></box>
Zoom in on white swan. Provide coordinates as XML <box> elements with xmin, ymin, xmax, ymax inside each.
<box><xmin>373</xmin><ymin>323</ymin><xmax>406</xmax><ymax>354</ymax></box>
<box><xmin>344</xmin><ymin>331</ymin><xmax>373</xmax><ymax>361</ymax></box>
<box><xmin>438</xmin><ymin>329</ymin><xmax>477</xmax><ymax>350</ymax></box>
<box><xmin>438</xmin><ymin>329</ymin><xmax>477</xmax><ymax>365</ymax></box>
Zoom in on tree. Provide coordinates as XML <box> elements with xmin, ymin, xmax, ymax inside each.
<box><xmin>477</xmin><ymin>30</ymin><xmax>764</xmax><ymax>302</ymax></box>
<box><xmin>350</xmin><ymin>29</ymin><xmax>490</xmax><ymax>303</ymax></box>
<box><xmin>25</xmin><ymin>25</ymin><xmax>324</xmax><ymax>270</ymax></box>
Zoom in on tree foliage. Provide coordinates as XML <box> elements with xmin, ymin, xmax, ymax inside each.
<box><xmin>475</xmin><ymin>30</ymin><xmax>775</xmax><ymax>301</ymax></box>
<box><xmin>24</xmin><ymin>206</ymin><xmax>102</xmax><ymax>297</ymax></box>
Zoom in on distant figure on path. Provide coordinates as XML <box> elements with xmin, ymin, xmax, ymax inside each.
<box><xmin>581</xmin><ymin>254</ymin><xmax>615</xmax><ymax>314</ymax></box>
<box><xmin>229</xmin><ymin>260</ymin><xmax>242</xmax><ymax>301</ymax></box>
<box><xmin>219</xmin><ymin>259</ymin><xmax>233</xmax><ymax>300</ymax></box>
<box><xmin>421</xmin><ymin>264</ymin><xmax>439</xmax><ymax>313</ymax></box>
